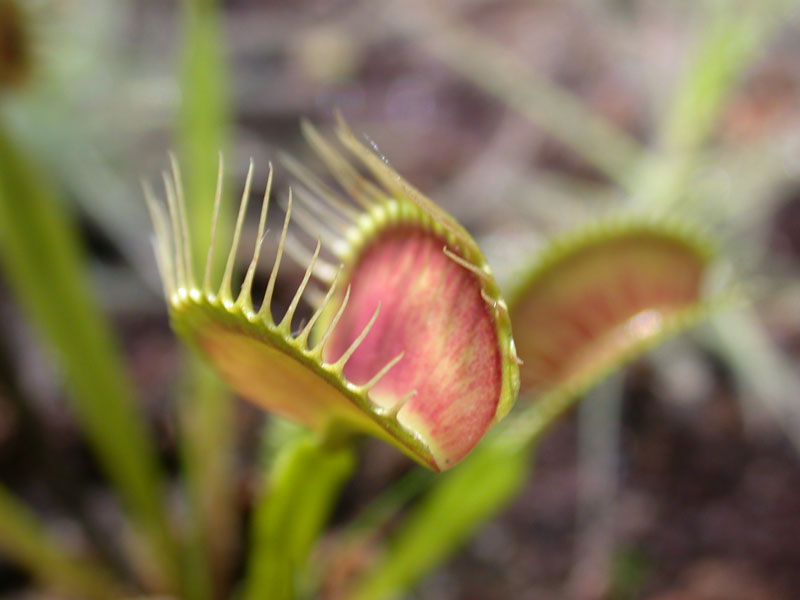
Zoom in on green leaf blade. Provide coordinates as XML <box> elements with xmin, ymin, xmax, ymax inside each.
<box><xmin>0</xmin><ymin>125</ymin><xmax>178</xmax><ymax>589</ymax></box>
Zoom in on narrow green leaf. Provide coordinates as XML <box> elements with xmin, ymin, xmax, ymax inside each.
<box><xmin>178</xmin><ymin>0</ymin><xmax>230</xmax><ymax>262</ymax></box>
<box><xmin>174</xmin><ymin>0</ymin><xmax>235</xmax><ymax>597</ymax></box>
<box><xmin>0</xmin><ymin>486</ymin><xmax>127</xmax><ymax>599</ymax></box>
<box><xmin>635</xmin><ymin>0</ymin><xmax>795</xmax><ymax>210</ymax></box>
<box><xmin>241</xmin><ymin>428</ymin><xmax>357</xmax><ymax>600</ymax></box>
<box><xmin>0</xmin><ymin>125</ymin><xmax>178</xmax><ymax>588</ymax></box>
<box><xmin>177</xmin><ymin>357</ymin><xmax>235</xmax><ymax>600</ymax></box>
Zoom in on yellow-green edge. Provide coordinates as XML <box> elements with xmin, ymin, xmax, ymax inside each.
<box><xmin>319</xmin><ymin>193</ymin><xmax>520</xmax><ymax>424</ymax></box>
<box><xmin>505</xmin><ymin>214</ymin><xmax>718</xmax><ymax>309</ymax></box>
<box><xmin>504</xmin><ymin>214</ymin><xmax>733</xmax><ymax>416</ymax></box>
<box><xmin>168</xmin><ymin>192</ymin><xmax>519</xmax><ymax>470</ymax></box>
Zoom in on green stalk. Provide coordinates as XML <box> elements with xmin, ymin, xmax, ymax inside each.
<box><xmin>175</xmin><ymin>1</ymin><xmax>235</xmax><ymax>597</ymax></box>
<box><xmin>0</xmin><ymin>486</ymin><xmax>127</xmax><ymax>599</ymax></box>
<box><xmin>348</xmin><ymin>374</ymin><xmax>625</xmax><ymax>600</ymax></box>
<box><xmin>241</xmin><ymin>426</ymin><xmax>357</xmax><ymax>600</ymax></box>
<box><xmin>0</xmin><ymin>124</ymin><xmax>178</xmax><ymax>589</ymax></box>
<box><xmin>178</xmin><ymin>0</ymin><xmax>230</xmax><ymax>257</ymax></box>
<box><xmin>351</xmin><ymin>3</ymin><xmax>794</xmax><ymax>599</ymax></box>
<box><xmin>348</xmin><ymin>294</ymin><xmax>726</xmax><ymax>598</ymax></box>
<box><xmin>177</xmin><ymin>358</ymin><xmax>235</xmax><ymax>600</ymax></box>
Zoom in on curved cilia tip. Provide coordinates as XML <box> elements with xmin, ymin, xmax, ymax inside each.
<box><xmin>145</xmin><ymin>120</ymin><xmax>519</xmax><ymax>471</ymax></box>
<box><xmin>508</xmin><ymin>217</ymin><xmax>721</xmax><ymax>399</ymax></box>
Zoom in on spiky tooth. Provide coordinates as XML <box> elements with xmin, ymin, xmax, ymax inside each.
<box><xmin>360</xmin><ymin>352</ymin><xmax>405</xmax><ymax>392</ymax></box>
<box><xmin>219</xmin><ymin>159</ymin><xmax>255</xmax><ymax>306</ymax></box>
<box><xmin>292</xmin><ymin>185</ymin><xmax>354</xmax><ymax>233</ymax></box>
<box><xmin>143</xmin><ymin>180</ymin><xmax>177</xmax><ymax>299</ymax></box>
<box><xmin>311</xmin><ymin>284</ymin><xmax>351</xmax><ymax>358</ymax></box>
<box><xmin>283</xmin><ymin>234</ymin><xmax>338</xmax><ymax>284</ymax></box>
<box><xmin>385</xmin><ymin>389</ymin><xmax>416</xmax><ymax>420</ymax></box>
<box><xmin>295</xmin><ymin>267</ymin><xmax>343</xmax><ymax>348</ymax></box>
<box><xmin>162</xmin><ymin>171</ymin><xmax>186</xmax><ymax>293</ymax></box>
<box><xmin>237</xmin><ymin>164</ymin><xmax>273</xmax><ymax>312</ymax></box>
<box><xmin>443</xmin><ymin>246</ymin><xmax>491</xmax><ymax>283</ymax></box>
<box><xmin>169</xmin><ymin>153</ymin><xmax>197</xmax><ymax>290</ymax></box>
<box><xmin>300</xmin><ymin>119</ymin><xmax>385</xmax><ymax>210</ymax></box>
<box><xmin>258</xmin><ymin>188</ymin><xmax>292</xmax><ymax>323</ymax></box>
<box><xmin>284</xmin><ymin>195</ymin><xmax>345</xmax><ymax>251</ymax></box>
<box><xmin>301</xmin><ymin>286</ymin><xmax>327</xmax><ymax>314</ymax></box>
<box><xmin>279</xmin><ymin>150</ymin><xmax>361</xmax><ymax>220</ymax></box>
<box><xmin>203</xmin><ymin>153</ymin><xmax>225</xmax><ymax>296</ymax></box>
<box><xmin>332</xmin><ymin>302</ymin><xmax>381</xmax><ymax>371</ymax></box>
<box><xmin>278</xmin><ymin>238</ymin><xmax>322</xmax><ymax>334</ymax></box>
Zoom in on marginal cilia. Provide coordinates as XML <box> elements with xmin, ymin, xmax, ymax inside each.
<box><xmin>145</xmin><ymin>116</ymin><xmax>520</xmax><ymax>471</ymax></box>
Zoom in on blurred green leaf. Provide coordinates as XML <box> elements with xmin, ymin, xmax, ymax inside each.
<box><xmin>242</xmin><ymin>428</ymin><xmax>357</xmax><ymax>600</ymax></box>
<box><xmin>635</xmin><ymin>1</ymin><xmax>793</xmax><ymax>210</ymax></box>
<box><xmin>711</xmin><ymin>307</ymin><xmax>800</xmax><ymax>455</ymax></box>
<box><xmin>174</xmin><ymin>1</ymin><xmax>235</xmax><ymax>597</ymax></box>
<box><xmin>0</xmin><ymin>124</ymin><xmax>178</xmax><ymax>589</ymax></box>
<box><xmin>177</xmin><ymin>357</ymin><xmax>235</xmax><ymax>600</ymax></box>
<box><xmin>178</xmin><ymin>0</ymin><xmax>230</xmax><ymax>263</ymax></box>
<box><xmin>0</xmin><ymin>486</ymin><xmax>127</xmax><ymax>599</ymax></box>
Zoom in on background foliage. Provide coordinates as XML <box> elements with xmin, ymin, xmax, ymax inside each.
<box><xmin>1</xmin><ymin>1</ymin><xmax>800</xmax><ymax>599</ymax></box>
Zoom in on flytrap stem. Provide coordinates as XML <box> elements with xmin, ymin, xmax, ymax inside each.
<box><xmin>241</xmin><ymin>423</ymin><xmax>357</xmax><ymax>600</ymax></box>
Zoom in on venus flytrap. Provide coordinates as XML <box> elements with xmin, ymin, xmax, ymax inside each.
<box><xmin>509</xmin><ymin>219</ymin><xmax>715</xmax><ymax>397</ymax></box>
<box><xmin>146</xmin><ymin>117</ymin><xmax>520</xmax><ymax>471</ymax></box>
<box><xmin>349</xmin><ymin>215</ymin><xmax>725</xmax><ymax>600</ymax></box>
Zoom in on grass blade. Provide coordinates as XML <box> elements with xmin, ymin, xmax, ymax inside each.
<box><xmin>0</xmin><ymin>125</ymin><xmax>178</xmax><ymax>589</ymax></box>
<box><xmin>634</xmin><ymin>0</ymin><xmax>795</xmax><ymax>210</ymax></box>
<box><xmin>178</xmin><ymin>0</ymin><xmax>230</xmax><ymax>262</ymax></box>
<box><xmin>174</xmin><ymin>0</ymin><xmax>235</xmax><ymax>597</ymax></box>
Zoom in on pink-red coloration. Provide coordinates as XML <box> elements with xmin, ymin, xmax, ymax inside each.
<box><xmin>511</xmin><ymin>233</ymin><xmax>705</xmax><ymax>393</ymax></box>
<box><xmin>324</xmin><ymin>226</ymin><xmax>502</xmax><ymax>469</ymax></box>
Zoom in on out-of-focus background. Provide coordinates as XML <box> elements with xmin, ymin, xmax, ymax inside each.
<box><xmin>2</xmin><ymin>0</ymin><xmax>800</xmax><ymax>598</ymax></box>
